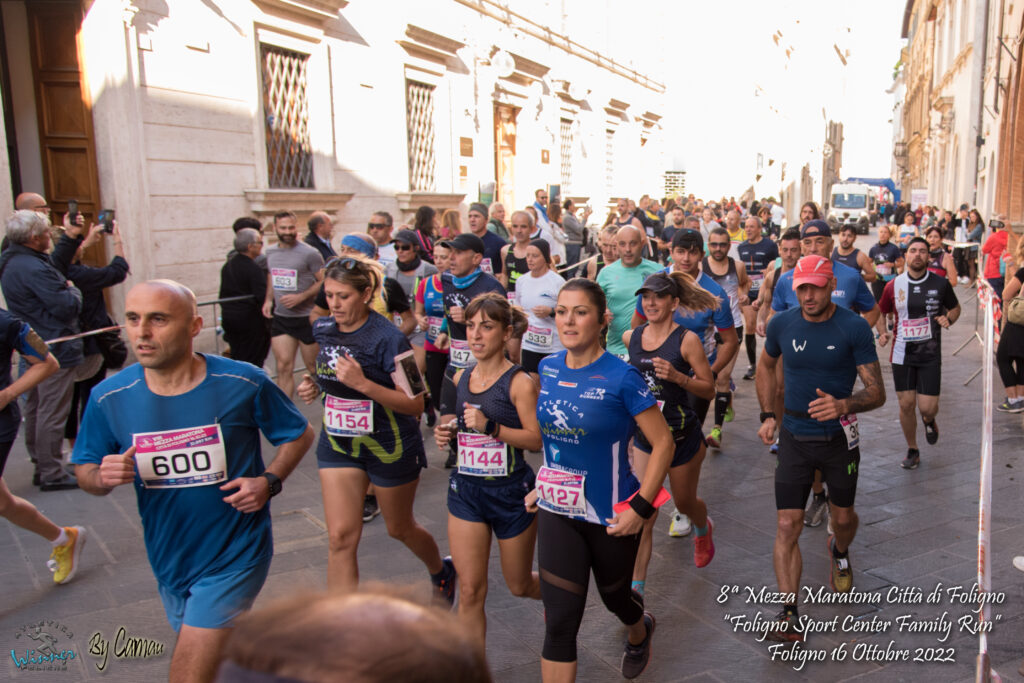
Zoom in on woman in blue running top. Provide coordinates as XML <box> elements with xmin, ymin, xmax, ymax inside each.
<box><xmin>526</xmin><ymin>278</ymin><xmax>673</xmax><ymax>682</ymax></box>
<box><xmin>297</xmin><ymin>257</ymin><xmax>455</xmax><ymax>601</ymax></box>
<box><xmin>434</xmin><ymin>292</ymin><xmax>542</xmax><ymax>647</ymax></box>
<box><xmin>622</xmin><ymin>271</ymin><xmax>718</xmax><ymax>598</ymax></box>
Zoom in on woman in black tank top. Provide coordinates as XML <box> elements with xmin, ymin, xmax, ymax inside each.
<box><xmin>501</xmin><ymin>211</ymin><xmax>534</xmax><ymax>364</ymax></box>
<box><xmin>925</xmin><ymin>226</ymin><xmax>957</xmax><ymax>288</ymax></box>
<box><xmin>622</xmin><ymin>270</ymin><xmax>718</xmax><ymax>593</ymax></box>
<box><xmin>433</xmin><ymin>292</ymin><xmax>543</xmax><ymax>645</ymax></box>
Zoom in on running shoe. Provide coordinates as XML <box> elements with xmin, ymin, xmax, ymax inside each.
<box><xmin>724</xmin><ymin>405</ymin><xmax>735</xmax><ymax>423</ymax></box>
<box><xmin>40</xmin><ymin>475</ymin><xmax>78</xmax><ymax>492</ymax></box>
<box><xmin>923</xmin><ymin>419</ymin><xmax>939</xmax><ymax>445</ymax></box>
<box><xmin>901</xmin><ymin>448</ymin><xmax>920</xmax><ymax>470</ymax></box>
<box><xmin>362</xmin><ymin>495</ymin><xmax>380</xmax><ymax>523</ymax></box>
<box><xmin>621</xmin><ymin>611</ymin><xmax>655</xmax><ymax>679</ymax></box>
<box><xmin>48</xmin><ymin>526</ymin><xmax>86</xmax><ymax>585</ymax></box>
<box><xmin>803</xmin><ymin>494</ymin><xmax>828</xmax><ymax>527</ymax></box>
<box><xmin>668</xmin><ymin>509</ymin><xmax>692</xmax><ymax>537</ymax></box>
<box><xmin>828</xmin><ymin>536</ymin><xmax>853</xmax><ymax>593</ymax></box>
<box><xmin>742</xmin><ymin>366</ymin><xmax>756</xmax><ymax>381</ymax></box>
<box><xmin>997</xmin><ymin>398</ymin><xmax>1024</xmax><ymax>413</ymax></box>
<box><xmin>706</xmin><ymin>427</ymin><xmax>722</xmax><ymax>449</ymax></box>
<box><xmin>432</xmin><ymin>556</ymin><xmax>457</xmax><ymax>607</ymax></box>
<box><xmin>826</xmin><ymin>509</ymin><xmax>833</xmax><ymax>536</ymax></box>
<box><xmin>694</xmin><ymin>517</ymin><xmax>715</xmax><ymax>568</ymax></box>
<box><xmin>763</xmin><ymin>609</ymin><xmax>804</xmax><ymax>642</ymax></box>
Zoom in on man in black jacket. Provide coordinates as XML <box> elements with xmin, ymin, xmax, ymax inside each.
<box><xmin>303</xmin><ymin>211</ymin><xmax>336</xmax><ymax>262</ymax></box>
<box><xmin>0</xmin><ymin>210</ymin><xmax>83</xmax><ymax>490</ymax></box>
<box><xmin>220</xmin><ymin>228</ymin><xmax>270</xmax><ymax>368</ymax></box>
<box><xmin>50</xmin><ymin>219</ymin><xmax>130</xmax><ymax>448</ymax></box>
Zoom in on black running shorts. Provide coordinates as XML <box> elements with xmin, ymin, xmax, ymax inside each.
<box><xmin>775</xmin><ymin>427</ymin><xmax>860</xmax><ymax>510</ymax></box>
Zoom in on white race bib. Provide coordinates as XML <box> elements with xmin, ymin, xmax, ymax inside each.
<box><xmin>324</xmin><ymin>396</ymin><xmax>373</xmax><ymax>436</ymax></box>
<box><xmin>749</xmin><ymin>272</ymin><xmax>764</xmax><ymax>286</ymax></box>
<box><xmin>876</xmin><ymin>263</ymin><xmax>892</xmax><ymax>276</ymax></box>
<box><xmin>450</xmin><ymin>338</ymin><xmax>473</xmax><ymax>368</ymax></box>
<box><xmin>839</xmin><ymin>413</ymin><xmax>859</xmax><ymax>450</ymax></box>
<box><xmin>134</xmin><ymin>424</ymin><xmax>227</xmax><ymax>489</ymax></box>
<box><xmin>426</xmin><ymin>315</ymin><xmax>443</xmax><ymax>340</ymax></box>
<box><xmin>525</xmin><ymin>324</ymin><xmax>553</xmax><ymax>349</ymax></box>
<box><xmin>457</xmin><ymin>432</ymin><xmax>508</xmax><ymax>476</ymax></box>
<box><xmin>480</xmin><ymin>258</ymin><xmax>494</xmax><ymax>275</ymax></box>
<box><xmin>901</xmin><ymin>317</ymin><xmax>932</xmax><ymax>342</ymax></box>
<box><xmin>271</xmin><ymin>268</ymin><xmax>298</xmax><ymax>291</ymax></box>
<box><xmin>536</xmin><ymin>466</ymin><xmax>587</xmax><ymax>516</ymax></box>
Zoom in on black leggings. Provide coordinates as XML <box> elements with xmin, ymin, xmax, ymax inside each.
<box><xmin>537</xmin><ymin>510</ymin><xmax>643</xmax><ymax>662</ymax></box>
<box><xmin>425</xmin><ymin>351</ymin><xmax>448</xmax><ymax>412</ymax></box>
<box><xmin>997</xmin><ymin>323</ymin><xmax>1024</xmax><ymax>387</ymax></box>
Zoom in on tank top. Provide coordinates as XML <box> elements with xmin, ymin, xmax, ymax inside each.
<box><xmin>441</xmin><ymin>271</ymin><xmax>506</xmax><ymax>369</ymax></box>
<box><xmin>594</xmin><ymin>255</ymin><xmax>607</xmax><ymax>277</ymax></box>
<box><xmin>831</xmin><ymin>247</ymin><xmax>861</xmax><ymax>273</ymax></box>
<box><xmin>417</xmin><ymin>274</ymin><xmax>447</xmax><ymax>353</ymax></box>
<box><xmin>454</xmin><ymin>364</ymin><xmax>531</xmax><ymax>484</ymax></box>
<box><xmin>627</xmin><ymin>324</ymin><xmax>698</xmax><ymax>450</ymax></box>
<box><xmin>504</xmin><ymin>245</ymin><xmax>529</xmax><ymax>293</ymax></box>
<box><xmin>927</xmin><ymin>248</ymin><xmax>948</xmax><ymax>278</ymax></box>
<box><xmin>702</xmin><ymin>257</ymin><xmax>742</xmax><ymax>327</ymax></box>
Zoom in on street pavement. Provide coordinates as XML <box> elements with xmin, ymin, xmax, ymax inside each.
<box><xmin>2</xmin><ymin>234</ymin><xmax>1023</xmax><ymax>682</ymax></box>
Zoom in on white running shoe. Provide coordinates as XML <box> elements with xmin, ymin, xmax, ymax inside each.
<box><xmin>668</xmin><ymin>509</ymin><xmax>692</xmax><ymax>537</ymax></box>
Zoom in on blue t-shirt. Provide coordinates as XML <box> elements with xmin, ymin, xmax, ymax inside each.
<box><xmin>311</xmin><ymin>311</ymin><xmax>423</xmax><ymax>462</ymax></box>
<box><xmin>536</xmin><ymin>351</ymin><xmax>655</xmax><ymax>525</ymax></box>
<box><xmin>0</xmin><ymin>310</ymin><xmax>47</xmax><ymax>443</ymax></box>
<box><xmin>764</xmin><ymin>307</ymin><xmax>877</xmax><ymax>437</ymax></box>
<box><xmin>71</xmin><ymin>355</ymin><xmax>309</xmax><ymax>591</ymax></box>
<box><xmin>868</xmin><ymin>242</ymin><xmax>903</xmax><ymax>282</ymax></box>
<box><xmin>772</xmin><ymin>259</ymin><xmax>876</xmax><ymax>313</ymax></box>
<box><xmin>634</xmin><ymin>268</ymin><xmax>734</xmax><ymax>362</ymax></box>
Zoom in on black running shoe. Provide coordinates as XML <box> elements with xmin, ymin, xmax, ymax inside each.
<box><xmin>432</xmin><ymin>556</ymin><xmax>457</xmax><ymax>607</ymax></box>
<box><xmin>742</xmin><ymin>366</ymin><xmax>756</xmax><ymax>381</ymax></box>
<box><xmin>901</xmin><ymin>448</ymin><xmax>920</xmax><ymax>470</ymax></box>
<box><xmin>923</xmin><ymin>419</ymin><xmax>939</xmax><ymax>445</ymax></box>
<box><xmin>764</xmin><ymin>609</ymin><xmax>805</xmax><ymax>643</ymax></box>
<box><xmin>621</xmin><ymin>611</ymin><xmax>655</xmax><ymax>679</ymax></box>
<box><xmin>362</xmin><ymin>495</ymin><xmax>380</xmax><ymax>523</ymax></box>
<box><xmin>444</xmin><ymin>449</ymin><xmax>457</xmax><ymax>469</ymax></box>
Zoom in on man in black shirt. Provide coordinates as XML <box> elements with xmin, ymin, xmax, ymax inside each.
<box><xmin>221</xmin><ymin>228</ymin><xmax>271</xmax><ymax>368</ymax></box>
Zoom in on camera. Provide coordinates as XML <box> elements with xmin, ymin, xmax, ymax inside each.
<box><xmin>67</xmin><ymin>199</ymin><xmax>79</xmax><ymax>227</ymax></box>
<box><xmin>98</xmin><ymin>209</ymin><xmax>115</xmax><ymax>233</ymax></box>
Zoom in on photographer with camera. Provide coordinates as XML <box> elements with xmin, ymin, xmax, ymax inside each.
<box><xmin>49</xmin><ymin>207</ymin><xmax>129</xmax><ymax>452</ymax></box>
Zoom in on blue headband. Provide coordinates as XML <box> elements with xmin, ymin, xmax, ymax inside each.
<box><xmin>341</xmin><ymin>234</ymin><xmax>376</xmax><ymax>258</ymax></box>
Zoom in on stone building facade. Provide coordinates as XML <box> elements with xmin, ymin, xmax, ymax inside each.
<box><xmin>0</xmin><ymin>0</ymin><xmax>666</xmax><ymax>348</ymax></box>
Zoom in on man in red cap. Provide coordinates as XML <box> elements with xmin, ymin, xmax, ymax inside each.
<box><xmin>754</xmin><ymin>255</ymin><xmax>886</xmax><ymax>641</ymax></box>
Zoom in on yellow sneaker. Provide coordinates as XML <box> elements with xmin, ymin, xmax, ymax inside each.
<box><xmin>47</xmin><ymin>526</ymin><xmax>86</xmax><ymax>585</ymax></box>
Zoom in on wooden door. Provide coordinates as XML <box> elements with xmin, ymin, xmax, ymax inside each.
<box><xmin>494</xmin><ymin>104</ymin><xmax>517</xmax><ymax>211</ymax></box>
<box><xmin>26</xmin><ymin>0</ymin><xmax>104</xmax><ymax>265</ymax></box>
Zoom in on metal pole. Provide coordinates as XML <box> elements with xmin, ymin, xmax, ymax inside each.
<box><xmin>974</xmin><ymin>282</ymin><xmax>997</xmax><ymax>683</ymax></box>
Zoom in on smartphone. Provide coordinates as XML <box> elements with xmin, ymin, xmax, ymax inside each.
<box><xmin>67</xmin><ymin>199</ymin><xmax>79</xmax><ymax>227</ymax></box>
<box><xmin>98</xmin><ymin>209</ymin><xmax>115</xmax><ymax>233</ymax></box>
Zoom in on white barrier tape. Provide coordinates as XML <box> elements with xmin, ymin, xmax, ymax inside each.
<box><xmin>975</xmin><ymin>281</ymin><xmax>999</xmax><ymax>683</ymax></box>
<box><xmin>45</xmin><ymin>325</ymin><xmax>123</xmax><ymax>345</ymax></box>
<box><xmin>556</xmin><ymin>253</ymin><xmax>597</xmax><ymax>274</ymax></box>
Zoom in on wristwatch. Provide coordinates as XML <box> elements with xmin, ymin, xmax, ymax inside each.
<box><xmin>260</xmin><ymin>472</ymin><xmax>282</xmax><ymax>497</ymax></box>
<box><xmin>759</xmin><ymin>412</ymin><xmax>776</xmax><ymax>423</ymax></box>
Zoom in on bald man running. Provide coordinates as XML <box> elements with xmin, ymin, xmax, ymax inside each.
<box><xmin>72</xmin><ymin>280</ymin><xmax>314</xmax><ymax>683</ymax></box>
<box><xmin>596</xmin><ymin>225</ymin><xmax>662</xmax><ymax>357</ymax></box>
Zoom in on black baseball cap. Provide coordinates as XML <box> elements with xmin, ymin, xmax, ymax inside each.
<box><xmin>394</xmin><ymin>229</ymin><xmax>420</xmax><ymax>246</ymax></box>
<box><xmin>800</xmin><ymin>219</ymin><xmax>830</xmax><ymax>239</ymax></box>
<box><xmin>440</xmin><ymin>233</ymin><xmax>485</xmax><ymax>254</ymax></box>
<box><xmin>671</xmin><ymin>229</ymin><xmax>703</xmax><ymax>251</ymax></box>
<box><xmin>635</xmin><ymin>271</ymin><xmax>677</xmax><ymax>297</ymax></box>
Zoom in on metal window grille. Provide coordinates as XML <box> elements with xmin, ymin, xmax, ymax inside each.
<box><xmin>406</xmin><ymin>80</ymin><xmax>437</xmax><ymax>191</ymax></box>
<box><xmin>605</xmin><ymin>128</ymin><xmax>615</xmax><ymax>196</ymax></box>
<box><xmin>260</xmin><ymin>44</ymin><xmax>314</xmax><ymax>189</ymax></box>
<box><xmin>559</xmin><ymin>118</ymin><xmax>573</xmax><ymax>194</ymax></box>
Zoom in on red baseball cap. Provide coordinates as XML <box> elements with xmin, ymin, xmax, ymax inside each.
<box><xmin>792</xmin><ymin>255</ymin><xmax>833</xmax><ymax>289</ymax></box>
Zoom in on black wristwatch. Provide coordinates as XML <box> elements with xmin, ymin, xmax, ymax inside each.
<box><xmin>759</xmin><ymin>411</ymin><xmax>776</xmax><ymax>423</ymax></box>
<box><xmin>260</xmin><ymin>472</ymin><xmax>282</xmax><ymax>497</ymax></box>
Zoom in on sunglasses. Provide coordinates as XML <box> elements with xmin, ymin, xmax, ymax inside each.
<box><xmin>395</xmin><ymin>244</ymin><xmax>415</xmax><ymax>251</ymax></box>
<box><xmin>367</xmin><ymin>222</ymin><xmax>388</xmax><ymax>230</ymax></box>
<box><xmin>708</xmin><ymin>242</ymin><xmax>730</xmax><ymax>248</ymax></box>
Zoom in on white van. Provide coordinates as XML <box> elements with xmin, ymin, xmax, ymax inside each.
<box><xmin>826</xmin><ymin>183</ymin><xmax>874</xmax><ymax>234</ymax></box>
